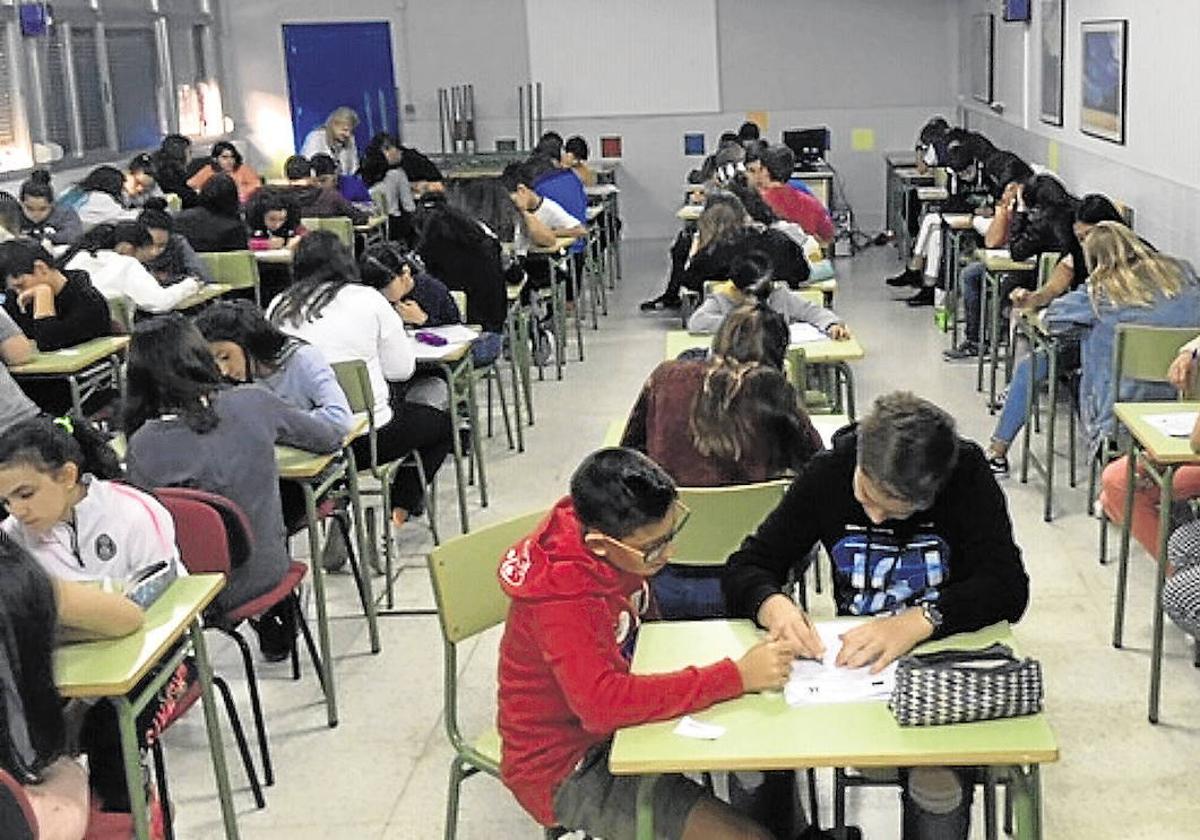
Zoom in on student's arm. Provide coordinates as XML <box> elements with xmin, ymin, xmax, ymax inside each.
<box><xmin>376</xmin><ymin>297</ymin><xmax>417</xmax><ymax>383</ymax></box>
<box><xmin>781</xmin><ymin>292</ymin><xmax>841</xmax><ymax>334</ymax></box>
<box><xmin>17</xmin><ymin>288</ymin><xmax>100</xmax><ymax>352</ymax></box>
<box><xmin>54</xmin><ymin>578</ymin><xmax>144</xmax><ymax>640</ymax></box>
<box><xmin>1014</xmin><ymin>259</ymin><xmax>1073</xmax><ymax>311</ymax></box>
<box><xmin>983</xmin><ymin>199</ymin><xmax>1014</xmax><ymax>248</ymax></box>
<box><xmin>119</xmin><ymin>260</ymin><xmax>201</xmax><ymax>313</ymax></box>
<box><xmin>293</xmin><ymin>345</ymin><xmax>355</xmax><ymax>436</ymax></box>
<box><xmin>1042</xmin><ymin>285</ymin><xmax>1098</xmax><ymax>336</ymax></box>
<box><xmin>800</xmin><ymin>199</ymin><xmax>836</xmax><ymax>246</ymax></box>
<box><xmin>50</xmin><ymin>208</ymin><xmax>83</xmax><ymax>245</ymax></box>
<box><xmin>253</xmin><ymin>385</ymin><xmax>343</xmax><ymax>455</ymax></box>
<box><xmin>533</xmin><ymin>598</ymin><xmax>745</xmax><ymax>735</ymax></box>
<box><xmin>0</xmin><ymin>309</ymin><xmax>33</xmax><ymax>365</ymax></box>
<box><xmin>176</xmin><ymin>236</ymin><xmax>214</xmax><ymax>284</ymax></box>
<box><xmin>1190</xmin><ymin>413</ymin><xmax>1200</xmax><ymax>454</ymax></box>
<box><xmin>685</xmin><ymin>294</ymin><xmax>726</xmax><ymax>334</ymax></box>
<box><xmin>520</xmin><ymin>210</ymin><xmax>559</xmax><ymax>248</ymax></box>
<box><xmin>1168</xmin><ymin>333</ymin><xmax>1200</xmax><ymax>393</ymax></box>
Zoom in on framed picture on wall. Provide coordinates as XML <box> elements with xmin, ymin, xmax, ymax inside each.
<box><xmin>1039</xmin><ymin>0</ymin><xmax>1065</xmax><ymax>125</ymax></box>
<box><xmin>970</xmin><ymin>14</ymin><xmax>995</xmax><ymax>104</ymax></box>
<box><xmin>1080</xmin><ymin>19</ymin><xmax>1128</xmax><ymax>144</ymax></box>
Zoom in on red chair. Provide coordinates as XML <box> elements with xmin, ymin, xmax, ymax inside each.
<box><xmin>153</xmin><ymin>488</ymin><xmax>325</xmax><ymax>810</ymax></box>
<box><xmin>0</xmin><ymin>768</ymin><xmax>37</xmax><ymax>840</ymax></box>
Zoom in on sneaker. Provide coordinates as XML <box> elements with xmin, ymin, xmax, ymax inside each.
<box><xmin>639</xmin><ymin>295</ymin><xmax>681</xmax><ymax>311</ymax></box>
<box><xmin>885</xmin><ymin>268</ymin><xmax>921</xmax><ymax>288</ymax></box>
<box><xmin>320</xmin><ymin>513</ymin><xmax>350</xmax><ymax>572</ymax></box>
<box><xmin>987</xmin><ymin>454</ymin><xmax>1010</xmax><ymax>476</ymax></box>
<box><xmin>942</xmin><ymin>341</ymin><xmax>979</xmax><ymax>361</ymax></box>
<box><xmin>905</xmin><ymin>286</ymin><xmax>935</xmax><ymax>307</ymax></box>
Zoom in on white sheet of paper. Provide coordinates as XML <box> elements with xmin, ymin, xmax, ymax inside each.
<box><xmin>788</xmin><ymin>322</ymin><xmax>826</xmax><ymax>344</ymax></box>
<box><xmin>673</xmin><ymin>715</ymin><xmax>726</xmax><ymax>740</ymax></box>
<box><xmin>419</xmin><ymin>325</ymin><xmax>479</xmax><ymax>344</ymax></box>
<box><xmin>1143</xmin><ymin>412</ymin><xmax>1199</xmax><ymax>438</ymax></box>
<box><xmin>412</xmin><ymin>341</ymin><xmax>469</xmax><ymax>362</ymax></box>
<box><xmin>783</xmin><ymin>620</ymin><xmax>897</xmax><ymax>707</ymax></box>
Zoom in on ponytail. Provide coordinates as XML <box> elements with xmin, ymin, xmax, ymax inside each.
<box><xmin>0</xmin><ymin>416</ymin><xmax>122</xmax><ymax>482</ymax></box>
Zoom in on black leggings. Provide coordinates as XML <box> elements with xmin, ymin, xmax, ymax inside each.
<box><xmin>351</xmin><ymin>400</ymin><xmax>453</xmax><ymax>513</ymax></box>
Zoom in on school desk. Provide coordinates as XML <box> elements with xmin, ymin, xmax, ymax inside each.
<box><xmin>174</xmin><ymin>282</ymin><xmax>232</xmax><ymax>312</ymax></box>
<box><xmin>975</xmin><ymin>249</ymin><xmax>1037</xmax><ymax>413</ymax></box>
<box><xmin>505</xmin><ymin>277</ymin><xmax>534</xmax><ymax>436</ymax></box>
<box><xmin>275</xmin><ymin>416</ymin><xmax>381</xmax><ymax>726</ymax></box>
<box><xmin>354</xmin><ymin>215</ymin><xmax>389</xmax><ymax>249</ymax></box>
<box><xmin>891</xmin><ymin>167</ymin><xmax>936</xmax><ymax>262</ymax></box>
<box><xmin>585</xmin><ymin>184</ymin><xmax>623</xmax><ymax>280</ymax></box>
<box><xmin>1112</xmin><ymin>401</ymin><xmax>1200</xmax><ymax>723</ymax></box>
<box><xmin>610</xmin><ymin>619</ymin><xmax>1058</xmax><ymax>840</ymax></box>
<box><xmin>793</xmin><ymin>163</ymin><xmax>835</xmax><ymax>209</ymax></box>
<box><xmin>9</xmin><ymin>335</ymin><xmax>130</xmax><ymax>418</ymax></box>
<box><xmin>937</xmin><ymin>215</ymin><xmax>978</xmax><ymax>347</ymax></box>
<box><xmin>251</xmin><ymin>248</ymin><xmax>294</xmax><ymax>265</ymax></box>
<box><xmin>528</xmin><ymin>236</ymin><xmax>585</xmax><ymax>380</ymax></box>
<box><xmin>55</xmin><ymin>574</ymin><xmax>240</xmax><ymax>840</ymax></box>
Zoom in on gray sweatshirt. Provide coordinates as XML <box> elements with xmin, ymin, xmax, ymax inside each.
<box><xmin>686</xmin><ymin>284</ymin><xmax>842</xmax><ymax>335</ymax></box>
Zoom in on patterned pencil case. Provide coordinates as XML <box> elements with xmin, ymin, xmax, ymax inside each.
<box><xmin>888</xmin><ymin>643</ymin><xmax>1043</xmax><ymax>727</ymax></box>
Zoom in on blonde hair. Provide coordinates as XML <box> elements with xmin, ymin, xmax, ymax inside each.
<box><xmin>1084</xmin><ymin>221</ymin><xmax>1186</xmax><ymax>308</ymax></box>
<box><xmin>326</xmin><ymin>107</ymin><xmax>359</xmax><ymax>129</ymax></box>
<box><xmin>695</xmin><ymin>197</ymin><xmax>745</xmax><ymax>252</ymax></box>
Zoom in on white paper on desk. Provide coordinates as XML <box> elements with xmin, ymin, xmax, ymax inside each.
<box><xmin>673</xmin><ymin>716</ymin><xmax>726</xmax><ymax>740</ymax></box>
<box><xmin>417</xmin><ymin>325</ymin><xmax>479</xmax><ymax>344</ymax></box>
<box><xmin>978</xmin><ymin>248</ymin><xmax>1012</xmax><ymax>260</ymax></box>
<box><xmin>412</xmin><ymin>341</ymin><xmax>469</xmax><ymax>361</ymax></box>
<box><xmin>1144</xmin><ymin>412</ymin><xmax>1200</xmax><ymax>438</ymax></box>
<box><xmin>784</xmin><ymin>621</ymin><xmax>897</xmax><ymax>707</ymax></box>
<box><xmin>788</xmin><ymin>323</ymin><xmax>827</xmax><ymax>344</ymax></box>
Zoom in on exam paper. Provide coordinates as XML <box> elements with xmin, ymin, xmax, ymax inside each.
<box><xmin>673</xmin><ymin>716</ymin><xmax>726</xmax><ymax>740</ymax></box>
<box><xmin>783</xmin><ymin>621</ymin><xmax>897</xmax><ymax>707</ymax></box>
<box><xmin>789</xmin><ymin>322</ymin><xmax>826</xmax><ymax>344</ymax></box>
<box><xmin>1143</xmin><ymin>412</ymin><xmax>1199</xmax><ymax>438</ymax></box>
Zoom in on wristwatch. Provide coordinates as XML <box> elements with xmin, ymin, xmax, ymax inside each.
<box><xmin>919</xmin><ymin>601</ymin><xmax>944</xmax><ymax>631</ymax></box>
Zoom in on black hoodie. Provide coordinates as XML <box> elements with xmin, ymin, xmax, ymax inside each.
<box><xmin>722</xmin><ymin>425</ymin><xmax>1029</xmax><ymax>639</ymax></box>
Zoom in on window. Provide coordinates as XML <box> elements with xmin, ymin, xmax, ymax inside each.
<box><xmin>72</xmin><ymin>26</ymin><xmax>110</xmax><ymax>153</ymax></box>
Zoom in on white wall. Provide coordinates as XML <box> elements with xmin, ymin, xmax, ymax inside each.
<box><xmin>956</xmin><ymin>0</ymin><xmax>1200</xmax><ymax>259</ymax></box>
<box><xmin>217</xmin><ymin>0</ymin><xmax>962</xmax><ymax>239</ymax></box>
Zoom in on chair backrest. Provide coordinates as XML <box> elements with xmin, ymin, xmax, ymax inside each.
<box><xmin>301</xmin><ymin>216</ymin><xmax>354</xmax><ymax>248</ymax></box>
<box><xmin>164</xmin><ymin>193</ymin><xmax>183</xmax><ymax>213</ymax></box>
<box><xmin>671</xmin><ymin>480</ymin><xmax>790</xmax><ymax>566</ymax></box>
<box><xmin>0</xmin><ymin>768</ymin><xmax>36</xmax><ymax>840</ymax></box>
<box><xmin>428</xmin><ymin>510</ymin><xmax>547</xmax><ymax>644</ymax></box>
<box><xmin>330</xmin><ymin>358</ymin><xmax>374</xmax><ymax>418</ymax></box>
<box><xmin>1110</xmin><ymin>197</ymin><xmax>1135</xmax><ymax>229</ymax></box>
<box><xmin>368</xmin><ymin>185</ymin><xmax>391</xmax><ymax>216</ymax></box>
<box><xmin>1035</xmin><ymin>252</ymin><xmax>1060</xmax><ymax>289</ymax></box>
<box><xmin>450</xmin><ymin>290</ymin><xmax>467</xmax><ymax>319</ymax></box>
<box><xmin>155</xmin><ymin>486</ymin><xmax>255</xmax><ymax>574</ymax></box>
<box><xmin>197</xmin><ymin>250</ymin><xmax>261</xmax><ymax>294</ymax></box>
<box><xmin>106</xmin><ymin>295</ymin><xmax>135</xmax><ymax>334</ymax></box>
<box><xmin>1113</xmin><ymin>324</ymin><xmax>1200</xmax><ymax>389</ymax></box>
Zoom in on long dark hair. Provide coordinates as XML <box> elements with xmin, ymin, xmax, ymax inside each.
<box><xmin>269</xmin><ymin>230</ymin><xmax>359</xmax><ymax>326</ymax></box>
<box><xmin>209</xmin><ymin>141</ymin><xmax>243</xmax><ymax>171</ymax></box>
<box><xmin>197</xmin><ymin>173</ymin><xmax>240</xmax><ymax>218</ymax></box>
<box><xmin>689</xmin><ymin>304</ymin><xmax>816</xmax><ymax>472</ymax></box>
<box><xmin>358</xmin><ymin>132</ymin><xmax>399</xmax><ymax>187</ymax></box>
<box><xmin>19</xmin><ymin>170</ymin><xmax>54</xmax><ymax>203</ymax></box>
<box><xmin>724</xmin><ymin>174</ymin><xmax>778</xmax><ymax>226</ymax></box>
<box><xmin>445</xmin><ymin>178</ymin><xmax>518</xmax><ymax>242</ymax></box>
<box><xmin>77</xmin><ymin>166</ymin><xmax>125</xmax><ymax>201</ymax></box>
<box><xmin>123</xmin><ymin>314</ymin><xmax>224</xmax><ymax>435</ymax></box>
<box><xmin>358</xmin><ymin>241</ymin><xmax>424</xmax><ymax>291</ymax></box>
<box><xmin>0</xmin><ymin>415</ymin><xmax>122</xmax><ymax>482</ymax></box>
<box><xmin>194</xmin><ymin>299</ymin><xmax>297</xmax><ymax>381</ymax></box>
<box><xmin>244</xmin><ymin>189</ymin><xmax>300</xmax><ymax>234</ymax></box>
<box><xmin>0</xmin><ymin>534</ymin><xmax>64</xmax><ymax>784</ymax></box>
<box><xmin>58</xmin><ymin>221</ymin><xmax>151</xmax><ymax>268</ymax></box>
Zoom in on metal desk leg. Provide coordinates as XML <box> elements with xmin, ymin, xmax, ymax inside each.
<box><xmin>988</xmin><ymin>276</ymin><xmax>1003</xmax><ymax>414</ymax></box>
<box><xmin>344</xmin><ymin>454</ymin><xmax>381</xmax><ymax>653</ymax></box>
<box><xmin>635</xmin><ymin>774</ymin><xmax>657</xmax><ymax>840</ymax></box>
<box><xmin>442</xmin><ymin>361</ymin><xmax>471</xmax><ymax>534</ymax></box>
<box><xmin>505</xmin><ymin>309</ymin><xmax>526</xmax><ymax>452</ymax></box>
<box><xmin>189</xmin><ymin>622</ymin><xmax>241</xmax><ymax>839</ymax></box>
<box><xmin>115</xmin><ymin>698</ymin><xmax>151</xmax><ymax>840</ymax></box>
<box><xmin>1019</xmin><ymin>328</ymin><xmax>1037</xmax><ymax>486</ymax></box>
<box><xmin>67</xmin><ymin>373</ymin><xmax>85</xmax><ymax>418</ymax></box>
<box><xmin>1043</xmin><ymin>350</ymin><xmax>1058</xmax><ymax>522</ymax></box>
<box><xmin>515</xmin><ymin>305</ymin><xmax>535</xmax><ymax>424</ymax></box>
<box><xmin>837</xmin><ymin>362</ymin><xmax>857</xmax><ymax>421</ymax></box>
<box><xmin>1113</xmin><ymin>439</ymin><xmax>1139</xmax><ymax>648</ymax></box>
<box><xmin>464</xmin><ymin>359</ymin><xmax>488</xmax><ymax>510</ymax></box>
<box><xmin>977</xmin><ymin>272</ymin><xmax>991</xmax><ymax>392</ymax></box>
<box><xmin>1008</xmin><ymin>765</ymin><xmax>1043</xmax><ymax>840</ymax></box>
<box><xmin>303</xmin><ymin>483</ymin><xmax>338</xmax><ymax>726</ymax></box>
<box><xmin>553</xmin><ymin>280</ymin><xmax>566</xmax><ymax>380</ymax></box>
<box><xmin>1150</xmin><ymin>464</ymin><xmax>1175</xmax><ymax>723</ymax></box>
<box><xmin>570</xmin><ymin>257</ymin><xmax>585</xmax><ymax>361</ymax></box>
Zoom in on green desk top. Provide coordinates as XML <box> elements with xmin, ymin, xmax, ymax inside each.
<box><xmin>54</xmin><ymin>574</ymin><xmax>224</xmax><ymax>698</ymax></box>
<box><xmin>529</xmin><ymin>236</ymin><xmax>581</xmax><ymax>255</ymax></box>
<box><xmin>977</xmin><ymin>249</ymin><xmax>1037</xmax><ymax>272</ymax></box>
<box><xmin>1115</xmin><ymin>401</ymin><xmax>1200</xmax><ymax>464</ymax></box>
<box><xmin>664</xmin><ymin>331</ymin><xmax>864</xmax><ymax>365</ymax></box>
<box><xmin>610</xmin><ymin>620</ymin><xmax>1059</xmax><ymax>775</ymax></box>
<box><xmin>252</xmin><ymin>248</ymin><xmax>294</xmax><ymax>264</ymax></box>
<box><xmin>9</xmin><ymin>335</ymin><xmax>129</xmax><ymax>376</ymax></box>
<box><xmin>602</xmin><ymin>419</ymin><xmax>626</xmax><ymax>448</ymax></box>
<box><xmin>175</xmin><ymin>283</ymin><xmax>231</xmax><ymax>311</ymax></box>
<box><xmin>354</xmin><ymin>215</ymin><xmax>388</xmax><ymax>232</ymax></box>
<box><xmin>275</xmin><ymin>417</ymin><xmax>367</xmax><ymax>481</ymax></box>
<box><xmin>676</xmin><ymin>205</ymin><xmax>703</xmax><ymax>221</ymax></box>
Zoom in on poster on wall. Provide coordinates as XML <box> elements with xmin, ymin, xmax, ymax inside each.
<box><xmin>1039</xmin><ymin>0</ymin><xmax>1065</xmax><ymax>125</ymax></box>
<box><xmin>1080</xmin><ymin>19</ymin><xmax>1128</xmax><ymax>144</ymax></box>
<box><xmin>970</xmin><ymin>14</ymin><xmax>995</xmax><ymax>104</ymax></box>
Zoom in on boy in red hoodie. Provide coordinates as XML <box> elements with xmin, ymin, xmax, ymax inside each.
<box><xmin>497</xmin><ymin>448</ymin><xmax>789</xmax><ymax>840</ymax></box>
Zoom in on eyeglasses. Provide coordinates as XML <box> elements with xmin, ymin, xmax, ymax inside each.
<box><xmin>603</xmin><ymin>501</ymin><xmax>691</xmax><ymax>566</ymax></box>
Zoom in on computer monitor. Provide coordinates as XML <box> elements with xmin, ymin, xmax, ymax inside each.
<box><xmin>782</xmin><ymin>127</ymin><xmax>831</xmax><ymax>168</ymax></box>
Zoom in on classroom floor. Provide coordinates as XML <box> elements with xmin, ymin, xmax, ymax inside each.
<box><xmin>163</xmin><ymin>239</ymin><xmax>1200</xmax><ymax>839</ymax></box>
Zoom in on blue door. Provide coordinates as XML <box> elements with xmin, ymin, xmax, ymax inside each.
<box><xmin>282</xmin><ymin>22</ymin><xmax>400</xmax><ymax>154</ymax></box>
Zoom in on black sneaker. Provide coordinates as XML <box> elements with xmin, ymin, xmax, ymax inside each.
<box><xmin>987</xmin><ymin>454</ymin><xmax>1010</xmax><ymax>476</ymax></box>
<box><xmin>885</xmin><ymin>268</ymin><xmax>921</xmax><ymax>288</ymax></box>
<box><xmin>942</xmin><ymin>341</ymin><xmax>979</xmax><ymax>361</ymax></box>
<box><xmin>639</xmin><ymin>295</ymin><xmax>681</xmax><ymax>311</ymax></box>
<box><xmin>905</xmin><ymin>286</ymin><xmax>935</xmax><ymax>307</ymax></box>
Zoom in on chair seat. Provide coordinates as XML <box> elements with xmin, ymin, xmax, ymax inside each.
<box><xmin>224</xmin><ymin>561</ymin><xmax>308</xmax><ymax>624</ymax></box>
<box><xmin>472</xmin><ymin>727</ymin><xmax>502</xmax><ymax>773</ymax></box>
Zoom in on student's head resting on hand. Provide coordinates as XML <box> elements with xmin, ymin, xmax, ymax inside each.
<box><xmin>570</xmin><ymin>448</ymin><xmax>685</xmax><ymax>578</ymax></box>
<box><xmin>854</xmin><ymin>392</ymin><xmax>959</xmax><ymax>525</ymax></box>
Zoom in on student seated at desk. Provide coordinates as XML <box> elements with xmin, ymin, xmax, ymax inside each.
<box><xmin>61</xmin><ymin>222</ymin><xmax>202</xmax><ymax>315</ymax></box>
<box><xmin>417</xmin><ymin>182</ymin><xmax>514</xmax><ymax>366</ymax></box>
<box><xmin>497</xmin><ymin>448</ymin><xmax>784</xmax><ymax>840</ymax></box>
<box><xmin>623</xmin><ymin>303</ymin><xmax>822</xmax><ymax>617</ymax></box>
<box><xmin>562</xmin><ymin>135</ymin><xmax>595</xmax><ymax>187</ymax></box>
<box><xmin>151</xmin><ymin>133</ymin><xmax>200</xmax><ymax>209</ymax></box>
<box><xmin>0</xmin><ymin>535</ymin><xmax>144</xmax><ymax>840</ymax></box>
<box><xmin>173</xmin><ymin>174</ymin><xmax>250</xmax><ymax>254</ymax></box>
<box><xmin>357</xmin><ymin>132</ymin><xmax>417</xmax><ymax>234</ymax></box>
<box><xmin>0</xmin><ymin>417</ymin><xmax>187</xmax><ymax>823</ymax></box>
<box><xmin>681</xmin><ymin>193</ymin><xmax>809</xmax><ymax>295</ymax></box>
<box><xmin>746</xmin><ymin>145</ymin><xmax>835</xmax><ymax>246</ymax></box>
<box><xmin>58</xmin><ymin>167</ymin><xmax>140</xmax><ymax>231</ymax></box>
<box><xmin>122</xmin><ymin>154</ymin><xmax>163</xmax><ymax>210</ymax></box>
<box><xmin>1162</xmin><ymin>462</ymin><xmax>1200</xmax><ymax>642</ymax></box>
<box><xmin>0</xmin><ymin>308</ymin><xmax>37</xmax><ymax>434</ymax></box>
<box><xmin>245</xmin><ymin>189</ymin><xmax>306</xmax><ymax>251</ymax></box>
<box><xmin>137</xmin><ymin>200</ymin><xmax>214</xmax><ymax>287</ymax></box>
<box><xmin>18</xmin><ymin>171</ymin><xmax>82</xmax><ymax>246</ymax></box>
<box><xmin>300</xmin><ymin>106</ymin><xmax>360</xmax><ymax>176</ymax></box>
<box><xmin>269</xmin><ymin>232</ymin><xmax>453</xmax><ymax>530</ymax></box>
<box><xmin>292</xmin><ymin>154</ymin><xmax>369</xmax><ymax>225</ymax></box>
<box><xmin>122</xmin><ymin>315</ymin><xmax>342</xmax><ymax>658</ymax></box>
<box><xmin>913</xmin><ymin>116</ymin><xmax>952</xmax><ymax>175</ymax></box>
<box><xmin>687</xmin><ymin>251</ymin><xmax>849</xmax><ymax>338</ymax></box>
<box><xmin>724</xmin><ymin>392</ymin><xmax>1029</xmax><ymax>840</ymax></box>
<box><xmin>986</xmin><ymin>223</ymin><xmax>1200</xmax><ymax>475</ymax></box>
<box><xmin>186</xmin><ymin>141</ymin><xmax>262</xmax><ymax>205</ymax></box>
<box><xmin>359</xmin><ymin>242</ymin><xmax>461</xmax><ymax>329</ymax></box>
<box><xmin>0</xmin><ymin>239</ymin><xmax>109</xmax><ymax>352</ymax></box>
<box><xmin>501</xmin><ymin>162</ymin><xmax>585</xmax><ymax>254</ymax></box>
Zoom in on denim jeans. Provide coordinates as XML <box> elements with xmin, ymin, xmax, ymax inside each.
<box><xmin>902</xmin><ymin>767</ymin><xmax>977</xmax><ymax>840</ymax></box>
<box><xmin>470</xmin><ymin>331</ymin><xmax>504</xmax><ymax>367</ymax></box>
<box><xmin>993</xmin><ymin>350</ymin><xmax>1050</xmax><ymax>445</ymax></box>
<box><xmin>650</xmin><ymin>567</ymin><xmax>725</xmax><ymax>619</ymax></box>
<box><xmin>958</xmin><ymin>262</ymin><xmax>986</xmax><ymax>343</ymax></box>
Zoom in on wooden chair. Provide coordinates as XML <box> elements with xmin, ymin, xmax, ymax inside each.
<box><xmin>427</xmin><ymin>509</ymin><xmax>547</xmax><ymax>840</ymax></box>
<box><xmin>197</xmin><ymin>250</ymin><xmax>262</xmax><ymax>307</ymax></box>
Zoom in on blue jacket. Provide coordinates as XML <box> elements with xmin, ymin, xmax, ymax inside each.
<box><xmin>1045</xmin><ymin>264</ymin><xmax>1200</xmax><ymax>452</ymax></box>
<box><xmin>533</xmin><ymin>168</ymin><xmax>587</xmax><ymax>254</ymax></box>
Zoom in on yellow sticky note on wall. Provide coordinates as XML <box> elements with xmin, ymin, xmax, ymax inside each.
<box><xmin>746</xmin><ymin>111</ymin><xmax>769</xmax><ymax>132</ymax></box>
<box><xmin>851</xmin><ymin>128</ymin><xmax>876</xmax><ymax>151</ymax></box>
<box><xmin>1047</xmin><ymin>140</ymin><xmax>1060</xmax><ymax>172</ymax></box>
